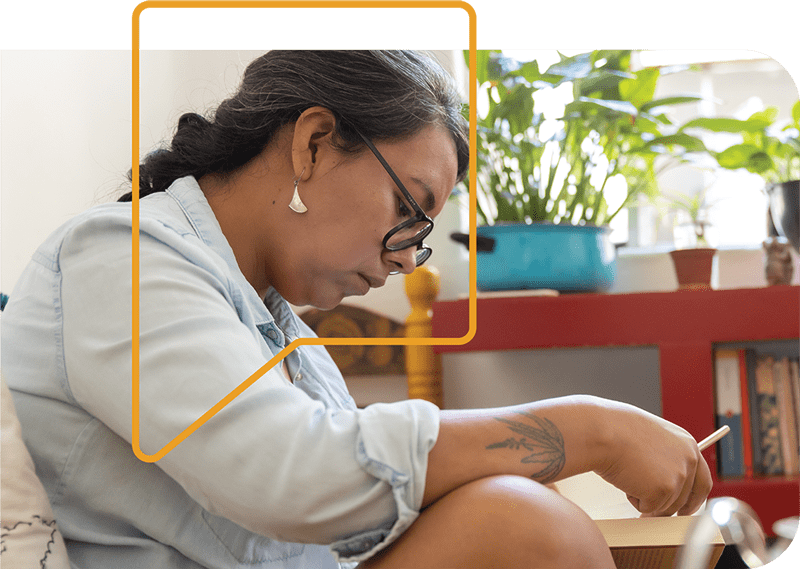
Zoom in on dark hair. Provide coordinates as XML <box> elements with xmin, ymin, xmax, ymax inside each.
<box><xmin>119</xmin><ymin>50</ymin><xmax>469</xmax><ymax>202</ymax></box>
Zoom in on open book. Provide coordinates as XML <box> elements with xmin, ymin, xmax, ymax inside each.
<box><xmin>552</xmin><ymin>472</ymin><xmax>725</xmax><ymax>569</ymax></box>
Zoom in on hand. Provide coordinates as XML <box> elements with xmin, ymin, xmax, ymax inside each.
<box><xmin>590</xmin><ymin>399</ymin><xmax>713</xmax><ymax>517</ymax></box>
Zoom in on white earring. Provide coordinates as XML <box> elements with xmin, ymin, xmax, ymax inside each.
<box><xmin>289</xmin><ymin>169</ymin><xmax>307</xmax><ymax>214</ymax></box>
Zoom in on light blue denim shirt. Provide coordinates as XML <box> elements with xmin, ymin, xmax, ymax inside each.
<box><xmin>1</xmin><ymin>176</ymin><xmax>440</xmax><ymax>568</ymax></box>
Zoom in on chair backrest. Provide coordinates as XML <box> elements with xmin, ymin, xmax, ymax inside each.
<box><xmin>298</xmin><ymin>266</ymin><xmax>443</xmax><ymax>408</ymax></box>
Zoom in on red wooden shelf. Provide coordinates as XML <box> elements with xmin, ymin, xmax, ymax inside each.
<box><xmin>432</xmin><ymin>285</ymin><xmax>800</xmax><ymax>533</ymax></box>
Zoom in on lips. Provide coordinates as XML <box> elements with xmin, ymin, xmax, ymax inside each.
<box><xmin>359</xmin><ymin>273</ymin><xmax>386</xmax><ymax>289</ymax></box>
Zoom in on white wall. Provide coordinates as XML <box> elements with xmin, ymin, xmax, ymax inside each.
<box><xmin>0</xmin><ymin>50</ymin><xmax>467</xmax><ymax>322</ymax></box>
<box><xmin>1</xmin><ymin>51</ymin><xmax>131</xmax><ymax>292</ymax></box>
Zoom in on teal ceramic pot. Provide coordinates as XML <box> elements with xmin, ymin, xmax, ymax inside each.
<box><xmin>472</xmin><ymin>222</ymin><xmax>617</xmax><ymax>292</ymax></box>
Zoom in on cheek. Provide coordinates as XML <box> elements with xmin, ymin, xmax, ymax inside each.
<box><xmin>304</xmin><ymin>222</ymin><xmax>378</xmax><ymax>273</ymax></box>
<box><xmin>333</xmin><ymin>201</ymin><xmax>394</xmax><ymax>253</ymax></box>
<box><xmin>307</xmin><ymin>176</ymin><xmax>395</xmax><ymax>264</ymax></box>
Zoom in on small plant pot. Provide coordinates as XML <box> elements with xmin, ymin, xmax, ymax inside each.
<box><xmin>669</xmin><ymin>248</ymin><xmax>718</xmax><ymax>291</ymax></box>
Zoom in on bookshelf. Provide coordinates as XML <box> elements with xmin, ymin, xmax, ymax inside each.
<box><xmin>432</xmin><ymin>285</ymin><xmax>800</xmax><ymax>535</ymax></box>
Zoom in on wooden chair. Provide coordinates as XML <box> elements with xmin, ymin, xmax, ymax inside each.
<box><xmin>298</xmin><ymin>266</ymin><xmax>443</xmax><ymax>408</ymax></box>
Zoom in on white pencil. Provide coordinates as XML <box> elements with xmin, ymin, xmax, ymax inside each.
<box><xmin>697</xmin><ymin>425</ymin><xmax>731</xmax><ymax>451</ymax></box>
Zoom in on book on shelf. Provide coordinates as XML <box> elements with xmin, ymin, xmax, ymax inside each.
<box><xmin>713</xmin><ymin>350</ymin><xmax>745</xmax><ymax>477</ymax></box>
<box><xmin>737</xmin><ymin>350</ymin><xmax>754</xmax><ymax>478</ymax></box>
<box><xmin>553</xmin><ymin>472</ymin><xmax>724</xmax><ymax>569</ymax></box>
<box><xmin>774</xmin><ymin>357</ymin><xmax>799</xmax><ymax>475</ymax></box>
<box><xmin>743</xmin><ymin>349</ymin><xmax>762</xmax><ymax>477</ymax></box>
<box><xmin>755</xmin><ymin>355</ymin><xmax>784</xmax><ymax>475</ymax></box>
<box><xmin>713</xmin><ymin>347</ymin><xmax>800</xmax><ymax>478</ymax></box>
<box><xmin>791</xmin><ymin>359</ymin><xmax>800</xmax><ymax>464</ymax></box>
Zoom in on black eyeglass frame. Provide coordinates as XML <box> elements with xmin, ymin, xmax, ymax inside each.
<box><xmin>353</xmin><ymin>130</ymin><xmax>434</xmax><ymax>268</ymax></box>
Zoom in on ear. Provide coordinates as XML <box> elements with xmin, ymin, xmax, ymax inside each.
<box><xmin>291</xmin><ymin>106</ymin><xmax>337</xmax><ymax>182</ymax></box>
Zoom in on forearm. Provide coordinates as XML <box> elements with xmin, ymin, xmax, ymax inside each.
<box><xmin>422</xmin><ymin>394</ymin><xmax>610</xmax><ymax>507</ymax></box>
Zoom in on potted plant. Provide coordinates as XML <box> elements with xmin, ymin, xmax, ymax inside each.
<box><xmin>660</xmin><ymin>187</ymin><xmax>719</xmax><ymax>290</ymax></box>
<box><xmin>455</xmin><ymin>49</ymin><xmax>709</xmax><ymax>292</ymax></box>
<box><xmin>681</xmin><ymin>100</ymin><xmax>800</xmax><ymax>250</ymax></box>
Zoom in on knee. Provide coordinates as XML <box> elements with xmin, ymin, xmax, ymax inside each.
<box><xmin>360</xmin><ymin>475</ymin><xmax>615</xmax><ymax>569</ymax></box>
<box><xmin>459</xmin><ymin>475</ymin><xmax>615</xmax><ymax>568</ymax></box>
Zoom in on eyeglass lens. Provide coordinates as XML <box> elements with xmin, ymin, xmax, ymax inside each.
<box><xmin>385</xmin><ymin>220</ymin><xmax>432</xmax><ymax>250</ymax></box>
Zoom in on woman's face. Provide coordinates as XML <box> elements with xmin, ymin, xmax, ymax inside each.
<box><xmin>273</xmin><ymin>123</ymin><xmax>458</xmax><ymax>309</ymax></box>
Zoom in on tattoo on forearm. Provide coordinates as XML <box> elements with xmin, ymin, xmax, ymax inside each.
<box><xmin>486</xmin><ymin>412</ymin><xmax>565</xmax><ymax>483</ymax></box>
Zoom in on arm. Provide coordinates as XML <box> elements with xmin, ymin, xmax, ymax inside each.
<box><xmin>423</xmin><ymin>394</ymin><xmax>713</xmax><ymax>517</ymax></box>
<box><xmin>57</xmin><ymin>213</ymin><xmax>436</xmax><ymax>552</ymax></box>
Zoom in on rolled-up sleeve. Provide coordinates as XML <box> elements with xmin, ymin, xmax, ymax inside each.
<box><xmin>331</xmin><ymin>401</ymin><xmax>439</xmax><ymax>562</ymax></box>
<box><xmin>56</xmin><ymin>208</ymin><xmax>439</xmax><ymax>564</ymax></box>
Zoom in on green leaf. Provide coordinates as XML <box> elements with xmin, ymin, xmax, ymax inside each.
<box><xmin>465</xmin><ymin>49</ymin><xmax>495</xmax><ymax>86</ymax></box>
<box><xmin>486</xmin><ymin>52</ymin><xmax>512</xmax><ymax>85</ymax></box>
<box><xmin>493</xmin><ymin>83</ymin><xmax>535</xmax><ymax>136</ymax></box>
<box><xmin>681</xmin><ymin>116</ymin><xmax>771</xmax><ymax>133</ymax></box>
<box><xmin>630</xmin><ymin>115</ymin><xmax>661</xmax><ymax>136</ymax></box>
<box><xmin>716</xmin><ymin>143</ymin><xmax>763</xmax><ymax>169</ymax></box>
<box><xmin>566</xmin><ymin>96</ymin><xmax>638</xmax><ymax>117</ymax></box>
<box><xmin>545</xmin><ymin>52</ymin><xmax>593</xmax><ymax>80</ymax></box>
<box><xmin>475</xmin><ymin>50</ymin><xmax>491</xmax><ymax>86</ymax></box>
<box><xmin>641</xmin><ymin>133</ymin><xmax>709</xmax><ymax>153</ymax></box>
<box><xmin>593</xmin><ymin>50</ymin><xmax>632</xmax><ymax>71</ymax></box>
<box><xmin>746</xmin><ymin>152</ymin><xmax>774</xmax><ymax>174</ymax></box>
<box><xmin>575</xmin><ymin>69</ymin><xmax>634</xmax><ymax>99</ymax></box>
<box><xmin>792</xmin><ymin>100</ymin><xmax>800</xmax><ymax>129</ymax></box>
<box><xmin>749</xmin><ymin>106</ymin><xmax>778</xmax><ymax>124</ymax></box>
<box><xmin>640</xmin><ymin>95</ymin><xmax>704</xmax><ymax>113</ymax></box>
<box><xmin>509</xmin><ymin>60</ymin><xmax>543</xmax><ymax>83</ymax></box>
<box><xmin>619</xmin><ymin>68</ymin><xmax>659</xmax><ymax>109</ymax></box>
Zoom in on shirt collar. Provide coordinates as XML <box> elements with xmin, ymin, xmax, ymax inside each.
<box><xmin>163</xmin><ymin>176</ymin><xmax>276</xmax><ymax>320</ymax></box>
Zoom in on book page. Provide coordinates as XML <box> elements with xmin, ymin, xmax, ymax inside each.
<box><xmin>552</xmin><ymin>471</ymin><xmax>653</xmax><ymax>520</ymax></box>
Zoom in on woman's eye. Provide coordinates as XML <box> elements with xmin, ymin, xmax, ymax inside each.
<box><xmin>397</xmin><ymin>196</ymin><xmax>412</xmax><ymax>218</ymax></box>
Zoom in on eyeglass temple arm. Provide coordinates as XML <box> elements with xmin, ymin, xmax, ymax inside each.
<box><xmin>353</xmin><ymin>130</ymin><xmax>426</xmax><ymax>214</ymax></box>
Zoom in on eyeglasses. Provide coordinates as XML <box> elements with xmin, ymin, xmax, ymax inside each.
<box><xmin>353</xmin><ymin>130</ymin><xmax>434</xmax><ymax>269</ymax></box>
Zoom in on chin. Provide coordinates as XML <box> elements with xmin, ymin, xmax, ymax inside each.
<box><xmin>305</xmin><ymin>290</ymin><xmax>348</xmax><ymax>311</ymax></box>
<box><xmin>283</xmin><ymin>277</ymin><xmax>362</xmax><ymax>311</ymax></box>
<box><xmin>310</xmin><ymin>299</ymin><xmax>343</xmax><ymax>311</ymax></box>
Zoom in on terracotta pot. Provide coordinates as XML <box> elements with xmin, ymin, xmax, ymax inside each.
<box><xmin>669</xmin><ymin>248</ymin><xmax>717</xmax><ymax>291</ymax></box>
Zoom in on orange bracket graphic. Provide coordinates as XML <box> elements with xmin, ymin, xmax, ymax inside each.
<box><xmin>132</xmin><ymin>0</ymin><xmax>477</xmax><ymax>462</ymax></box>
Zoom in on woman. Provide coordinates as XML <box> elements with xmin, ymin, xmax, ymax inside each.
<box><xmin>1</xmin><ymin>50</ymin><xmax>711</xmax><ymax>569</ymax></box>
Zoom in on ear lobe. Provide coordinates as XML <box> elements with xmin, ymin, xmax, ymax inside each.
<box><xmin>291</xmin><ymin>106</ymin><xmax>337</xmax><ymax>182</ymax></box>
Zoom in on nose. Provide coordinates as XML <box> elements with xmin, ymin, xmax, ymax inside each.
<box><xmin>383</xmin><ymin>246</ymin><xmax>417</xmax><ymax>275</ymax></box>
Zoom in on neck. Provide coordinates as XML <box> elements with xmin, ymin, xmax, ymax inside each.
<box><xmin>200</xmin><ymin>162</ymin><xmax>287</xmax><ymax>299</ymax></box>
<box><xmin>200</xmin><ymin>125</ymin><xmax>301</xmax><ymax>301</ymax></box>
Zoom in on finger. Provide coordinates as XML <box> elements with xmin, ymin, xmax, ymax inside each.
<box><xmin>653</xmin><ymin>457</ymin><xmax>697</xmax><ymax>517</ymax></box>
<box><xmin>633</xmin><ymin>483</ymin><xmax>677</xmax><ymax>516</ymax></box>
<box><xmin>677</xmin><ymin>450</ymin><xmax>713</xmax><ymax>516</ymax></box>
<box><xmin>634</xmin><ymin>459</ymin><xmax>693</xmax><ymax>516</ymax></box>
<box><xmin>634</xmin><ymin>446</ymin><xmax>699</xmax><ymax>516</ymax></box>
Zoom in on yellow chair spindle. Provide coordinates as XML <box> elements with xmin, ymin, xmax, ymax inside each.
<box><xmin>404</xmin><ymin>266</ymin><xmax>443</xmax><ymax>408</ymax></box>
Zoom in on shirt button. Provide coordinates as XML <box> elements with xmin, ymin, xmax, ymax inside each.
<box><xmin>295</xmin><ymin>373</ymin><xmax>303</xmax><ymax>382</ymax></box>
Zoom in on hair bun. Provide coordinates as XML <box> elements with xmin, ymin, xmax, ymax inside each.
<box><xmin>177</xmin><ymin>112</ymin><xmax>210</xmax><ymax>131</ymax></box>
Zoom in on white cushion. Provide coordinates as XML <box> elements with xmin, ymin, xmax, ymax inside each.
<box><xmin>1</xmin><ymin>374</ymin><xmax>70</xmax><ymax>568</ymax></box>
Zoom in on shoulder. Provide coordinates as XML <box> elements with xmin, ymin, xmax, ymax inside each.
<box><xmin>47</xmin><ymin>191</ymin><xmax>209</xmax><ymax>270</ymax></box>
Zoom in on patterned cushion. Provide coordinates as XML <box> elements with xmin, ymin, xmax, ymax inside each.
<box><xmin>1</xmin><ymin>374</ymin><xmax>70</xmax><ymax>568</ymax></box>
